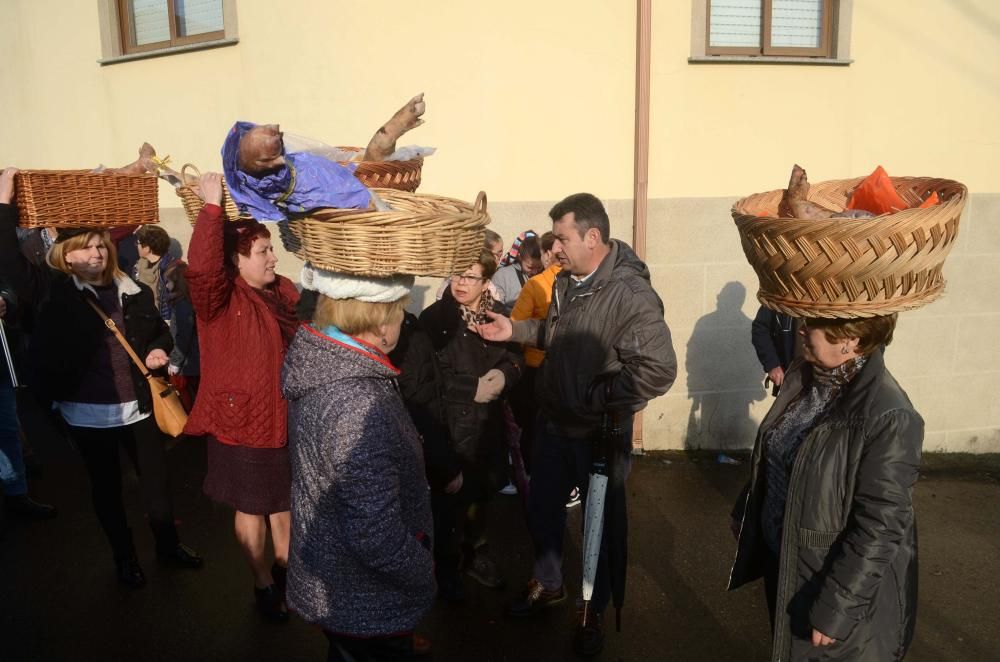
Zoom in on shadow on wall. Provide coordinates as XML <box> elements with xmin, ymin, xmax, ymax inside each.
<box><xmin>685</xmin><ymin>282</ymin><xmax>765</xmax><ymax>451</ymax></box>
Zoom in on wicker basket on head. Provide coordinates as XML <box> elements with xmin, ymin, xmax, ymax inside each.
<box><xmin>14</xmin><ymin>170</ymin><xmax>159</xmax><ymax>228</ymax></box>
<box><xmin>733</xmin><ymin>176</ymin><xmax>967</xmax><ymax>319</ymax></box>
<box><xmin>278</xmin><ymin>189</ymin><xmax>490</xmax><ymax>278</ymax></box>
<box><xmin>174</xmin><ymin>151</ymin><xmax>423</xmax><ymax>225</ymax></box>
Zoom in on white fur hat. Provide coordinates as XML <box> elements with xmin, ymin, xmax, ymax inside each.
<box><xmin>300</xmin><ymin>262</ymin><xmax>413</xmax><ymax>303</ymax></box>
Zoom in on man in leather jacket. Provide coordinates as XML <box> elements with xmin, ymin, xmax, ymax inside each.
<box><xmin>476</xmin><ymin>192</ymin><xmax>677</xmax><ymax>656</ymax></box>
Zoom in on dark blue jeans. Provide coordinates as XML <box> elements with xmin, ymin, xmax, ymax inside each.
<box><xmin>0</xmin><ymin>382</ymin><xmax>27</xmax><ymax>496</ymax></box>
<box><xmin>528</xmin><ymin>416</ymin><xmax>632</xmax><ymax>613</ymax></box>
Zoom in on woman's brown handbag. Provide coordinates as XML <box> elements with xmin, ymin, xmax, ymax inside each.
<box><xmin>86</xmin><ymin>300</ymin><xmax>188</xmax><ymax>437</ymax></box>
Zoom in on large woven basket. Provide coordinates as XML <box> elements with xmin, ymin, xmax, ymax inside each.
<box><xmin>14</xmin><ymin>170</ymin><xmax>159</xmax><ymax>228</ymax></box>
<box><xmin>278</xmin><ymin>189</ymin><xmax>490</xmax><ymax>278</ymax></box>
<box><xmin>338</xmin><ymin>146</ymin><xmax>423</xmax><ymax>192</ymax></box>
<box><xmin>175</xmin><ymin>151</ymin><xmax>422</xmax><ymax>224</ymax></box>
<box><xmin>733</xmin><ymin>176</ymin><xmax>967</xmax><ymax>318</ymax></box>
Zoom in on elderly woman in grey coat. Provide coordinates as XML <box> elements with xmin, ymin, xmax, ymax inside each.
<box><xmin>730</xmin><ymin>313</ymin><xmax>922</xmax><ymax>662</ymax></box>
<box><xmin>282</xmin><ymin>266</ymin><xmax>434</xmax><ymax>661</ymax></box>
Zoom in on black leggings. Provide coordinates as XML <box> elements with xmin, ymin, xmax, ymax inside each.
<box><xmin>69</xmin><ymin>415</ymin><xmax>179</xmax><ymax>559</ymax></box>
<box><xmin>325</xmin><ymin>631</ymin><xmax>413</xmax><ymax>662</ymax></box>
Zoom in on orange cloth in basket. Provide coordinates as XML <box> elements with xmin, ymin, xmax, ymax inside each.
<box><xmin>845</xmin><ymin>166</ymin><xmax>908</xmax><ymax>215</ymax></box>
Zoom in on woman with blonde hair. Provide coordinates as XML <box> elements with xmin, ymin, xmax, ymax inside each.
<box><xmin>0</xmin><ymin>168</ymin><xmax>201</xmax><ymax>588</ymax></box>
<box><xmin>283</xmin><ymin>266</ymin><xmax>434</xmax><ymax>660</ymax></box>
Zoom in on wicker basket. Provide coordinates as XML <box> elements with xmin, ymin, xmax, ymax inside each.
<box><xmin>175</xmin><ymin>164</ymin><xmax>248</xmax><ymax>224</ymax></box>
<box><xmin>14</xmin><ymin>170</ymin><xmax>159</xmax><ymax>228</ymax></box>
<box><xmin>175</xmin><ymin>151</ymin><xmax>422</xmax><ymax>224</ymax></box>
<box><xmin>732</xmin><ymin>176</ymin><xmax>967</xmax><ymax>318</ymax></box>
<box><xmin>278</xmin><ymin>189</ymin><xmax>490</xmax><ymax>277</ymax></box>
<box><xmin>337</xmin><ymin>146</ymin><xmax>423</xmax><ymax>192</ymax></box>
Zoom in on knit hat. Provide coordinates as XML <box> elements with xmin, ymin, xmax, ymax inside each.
<box><xmin>500</xmin><ymin>230</ymin><xmax>538</xmax><ymax>267</ymax></box>
<box><xmin>300</xmin><ymin>262</ymin><xmax>413</xmax><ymax>303</ymax></box>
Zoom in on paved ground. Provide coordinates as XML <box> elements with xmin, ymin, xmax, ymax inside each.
<box><xmin>2</xmin><ymin>414</ymin><xmax>998</xmax><ymax>661</ymax></box>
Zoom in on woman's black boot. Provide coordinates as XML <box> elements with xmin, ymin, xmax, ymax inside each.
<box><xmin>254</xmin><ymin>584</ymin><xmax>289</xmax><ymax>623</ymax></box>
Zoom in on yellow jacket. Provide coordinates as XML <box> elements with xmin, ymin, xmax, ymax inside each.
<box><xmin>510</xmin><ymin>263</ymin><xmax>562</xmax><ymax>367</ymax></box>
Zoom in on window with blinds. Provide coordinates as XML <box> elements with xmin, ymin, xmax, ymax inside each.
<box><xmin>707</xmin><ymin>0</ymin><xmax>832</xmax><ymax>57</ymax></box>
<box><xmin>119</xmin><ymin>0</ymin><xmax>225</xmax><ymax>53</ymax></box>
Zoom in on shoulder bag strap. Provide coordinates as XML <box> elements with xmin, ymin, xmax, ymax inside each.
<box><xmin>85</xmin><ymin>299</ymin><xmax>152</xmax><ymax>378</ymax></box>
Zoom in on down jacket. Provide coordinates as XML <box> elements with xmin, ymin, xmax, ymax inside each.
<box><xmin>183</xmin><ymin>204</ymin><xmax>300</xmax><ymax>447</ymax></box>
<box><xmin>511</xmin><ymin>239</ymin><xmax>676</xmax><ymax>437</ymax></box>
<box><xmin>729</xmin><ymin>348</ymin><xmax>923</xmax><ymax>662</ymax></box>
<box><xmin>282</xmin><ymin>324</ymin><xmax>435</xmax><ymax>636</ymax></box>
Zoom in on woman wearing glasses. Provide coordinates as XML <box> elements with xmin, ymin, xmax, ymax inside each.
<box><xmin>729</xmin><ymin>314</ymin><xmax>922</xmax><ymax>661</ymax></box>
<box><xmin>419</xmin><ymin>251</ymin><xmax>523</xmax><ymax>597</ymax></box>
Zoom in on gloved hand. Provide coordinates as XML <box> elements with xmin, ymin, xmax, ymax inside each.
<box><xmin>474</xmin><ymin>368</ymin><xmax>506</xmax><ymax>403</ymax></box>
<box><xmin>168</xmin><ymin>364</ymin><xmax>180</xmax><ymax>376</ymax></box>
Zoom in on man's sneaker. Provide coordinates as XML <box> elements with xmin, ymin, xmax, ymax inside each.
<box><xmin>465</xmin><ymin>552</ymin><xmax>505</xmax><ymax>589</ymax></box>
<box><xmin>507</xmin><ymin>578</ymin><xmax>566</xmax><ymax>617</ymax></box>
<box><xmin>499</xmin><ymin>482</ymin><xmax>518</xmax><ymax>496</ymax></box>
<box><xmin>573</xmin><ymin>609</ymin><xmax>604</xmax><ymax>657</ymax></box>
<box><xmin>566</xmin><ymin>487</ymin><xmax>581</xmax><ymax>508</ymax></box>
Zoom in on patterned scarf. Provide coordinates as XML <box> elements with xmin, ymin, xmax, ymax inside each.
<box><xmin>458</xmin><ymin>287</ymin><xmax>496</xmax><ymax>327</ymax></box>
<box><xmin>761</xmin><ymin>355</ymin><xmax>867</xmax><ymax>554</ymax></box>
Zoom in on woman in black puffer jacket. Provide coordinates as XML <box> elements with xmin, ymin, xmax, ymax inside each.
<box><xmin>419</xmin><ymin>251</ymin><xmax>523</xmax><ymax>594</ymax></box>
<box><xmin>730</xmin><ymin>313</ymin><xmax>922</xmax><ymax>661</ymax></box>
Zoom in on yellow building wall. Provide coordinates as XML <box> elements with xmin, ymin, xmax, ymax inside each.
<box><xmin>1</xmin><ymin>1</ymin><xmax>998</xmax><ymax>452</ymax></box>
<box><xmin>0</xmin><ymin>0</ymin><xmax>636</xmax><ymax>203</ymax></box>
<box><xmin>650</xmin><ymin>0</ymin><xmax>1000</xmax><ymax>197</ymax></box>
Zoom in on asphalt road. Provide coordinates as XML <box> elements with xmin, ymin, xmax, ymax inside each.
<box><xmin>2</xmin><ymin>416</ymin><xmax>998</xmax><ymax>662</ymax></box>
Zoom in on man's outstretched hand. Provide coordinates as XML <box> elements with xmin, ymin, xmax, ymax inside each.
<box><xmin>475</xmin><ymin>310</ymin><xmax>513</xmax><ymax>342</ymax></box>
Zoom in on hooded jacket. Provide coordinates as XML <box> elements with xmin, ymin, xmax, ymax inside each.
<box><xmin>511</xmin><ymin>239</ymin><xmax>677</xmax><ymax>437</ymax></box>
<box><xmin>282</xmin><ymin>324</ymin><xmax>435</xmax><ymax>637</ymax></box>
<box><xmin>729</xmin><ymin>348</ymin><xmax>922</xmax><ymax>661</ymax></box>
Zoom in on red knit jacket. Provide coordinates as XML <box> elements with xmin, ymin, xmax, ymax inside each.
<box><xmin>183</xmin><ymin>204</ymin><xmax>300</xmax><ymax>447</ymax></box>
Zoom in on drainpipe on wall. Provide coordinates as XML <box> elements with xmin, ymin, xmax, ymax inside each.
<box><xmin>632</xmin><ymin>0</ymin><xmax>652</xmax><ymax>454</ymax></box>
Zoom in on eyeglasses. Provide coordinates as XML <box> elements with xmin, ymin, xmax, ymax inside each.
<box><xmin>452</xmin><ymin>274</ymin><xmax>487</xmax><ymax>285</ymax></box>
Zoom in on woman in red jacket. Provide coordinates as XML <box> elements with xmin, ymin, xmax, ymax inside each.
<box><xmin>185</xmin><ymin>173</ymin><xmax>300</xmax><ymax>622</ymax></box>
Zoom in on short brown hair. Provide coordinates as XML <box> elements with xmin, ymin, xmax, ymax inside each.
<box><xmin>135</xmin><ymin>225</ymin><xmax>171</xmax><ymax>256</ymax></box>
<box><xmin>313</xmin><ymin>294</ymin><xmax>408</xmax><ymax>336</ymax></box>
<box><xmin>46</xmin><ymin>231</ymin><xmax>125</xmax><ymax>286</ymax></box>
<box><xmin>224</xmin><ymin>220</ymin><xmax>272</xmax><ymax>269</ymax></box>
<box><xmin>549</xmin><ymin>192</ymin><xmax>610</xmax><ymax>243</ymax></box>
<box><xmin>483</xmin><ymin>229</ymin><xmax>502</xmax><ymax>251</ymax></box>
<box><xmin>806</xmin><ymin>314</ymin><xmax>897</xmax><ymax>356</ymax></box>
<box><xmin>540</xmin><ymin>231</ymin><xmax>556</xmax><ymax>252</ymax></box>
<box><xmin>474</xmin><ymin>250</ymin><xmax>498</xmax><ymax>280</ymax></box>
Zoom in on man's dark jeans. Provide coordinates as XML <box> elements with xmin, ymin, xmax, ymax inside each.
<box><xmin>528</xmin><ymin>416</ymin><xmax>632</xmax><ymax>613</ymax></box>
